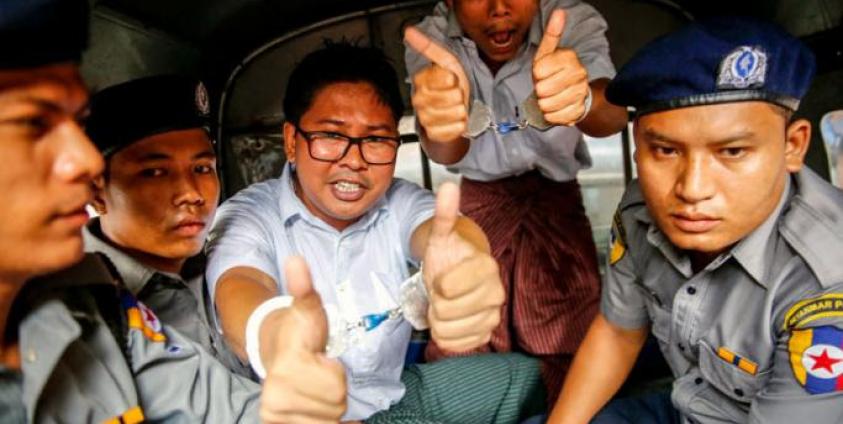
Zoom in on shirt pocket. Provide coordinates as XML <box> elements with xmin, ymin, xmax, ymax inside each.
<box><xmin>698</xmin><ymin>340</ymin><xmax>770</xmax><ymax>403</ymax></box>
<box><xmin>347</xmin><ymin>318</ymin><xmax>411</xmax><ymax>383</ymax></box>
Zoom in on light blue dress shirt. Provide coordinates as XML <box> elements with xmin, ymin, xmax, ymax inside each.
<box><xmin>206</xmin><ymin>164</ymin><xmax>435</xmax><ymax>420</ymax></box>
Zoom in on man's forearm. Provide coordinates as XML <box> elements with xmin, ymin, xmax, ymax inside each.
<box><xmin>418</xmin><ymin>125</ymin><xmax>471</xmax><ymax>165</ymax></box>
<box><xmin>548</xmin><ymin>313</ymin><xmax>648</xmax><ymax>424</ymax></box>
<box><xmin>214</xmin><ymin>267</ymin><xmax>279</xmax><ymax>360</ymax></box>
<box><xmin>576</xmin><ymin>78</ymin><xmax>628</xmax><ymax>138</ymax></box>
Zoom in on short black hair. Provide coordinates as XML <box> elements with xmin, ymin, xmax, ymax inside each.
<box><xmin>283</xmin><ymin>42</ymin><xmax>404</xmax><ymax>125</ymax></box>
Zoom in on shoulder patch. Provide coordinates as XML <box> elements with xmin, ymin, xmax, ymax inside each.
<box><xmin>783</xmin><ymin>294</ymin><xmax>843</xmax><ymax>330</ymax></box>
<box><xmin>789</xmin><ymin>326</ymin><xmax>843</xmax><ymax>394</ymax></box>
<box><xmin>609</xmin><ymin>209</ymin><xmax>627</xmax><ymax>265</ymax></box>
<box><xmin>120</xmin><ymin>293</ymin><xmax>166</xmax><ymax>342</ymax></box>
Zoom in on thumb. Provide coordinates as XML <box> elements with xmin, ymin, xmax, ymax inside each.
<box><xmin>430</xmin><ymin>181</ymin><xmax>461</xmax><ymax>240</ymax></box>
<box><xmin>284</xmin><ymin>256</ymin><xmax>328</xmax><ymax>353</ymax></box>
<box><xmin>535</xmin><ymin>9</ymin><xmax>566</xmax><ymax>61</ymax></box>
<box><xmin>405</xmin><ymin>26</ymin><xmax>470</xmax><ymax>106</ymax></box>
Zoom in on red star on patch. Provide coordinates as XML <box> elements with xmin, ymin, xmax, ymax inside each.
<box><xmin>809</xmin><ymin>348</ymin><xmax>843</xmax><ymax>373</ymax></box>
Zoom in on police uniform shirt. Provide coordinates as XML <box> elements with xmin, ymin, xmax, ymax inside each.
<box><xmin>11</xmin><ymin>254</ymin><xmax>260</xmax><ymax>422</ymax></box>
<box><xmin>405</xmin><ymin>0</ymin><xmax>616</xmax><ymax>182</ymax></box>
<box><xmin>83</xmin><ymin>219</ymin><xmax>251</xmax><ymax>378</ymax></box>
<box><xmin>602</xmin><ymin>169</ymin><xmax>843</xmax><ymax>423</ymax></box>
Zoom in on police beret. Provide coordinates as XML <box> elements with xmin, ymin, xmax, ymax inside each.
<box><xmin>0</xmin><ymin>0</ymin><xmax>88</xmax><ymax>69</ymax></box>
<box><xmin>86</xmin><ymin>75</ymin><xmax>212</xmax><ymax>157</ymax></box>
<box><xmin>607</xmin><ymin>17</ymin><xmax>816</xmax><ymax>115</ymax></box>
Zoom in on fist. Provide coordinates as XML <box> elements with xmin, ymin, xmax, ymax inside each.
<box><xmin>532</xmin><ymin>9</ymin><xmax>590</xmax><ymax>125</ymax></box>
<box><xmin>422</xmin><ymin>182</ymin><xmax>505</xmax><ymax>352</ymax></box>
<box><xmin>260</xmin><ymin>257</ymin><xmax>347</xmax><ymax>424</ymax></box>
<box><xmin>406</xmin><ymin>26</ymin><xmax>471</xmax><ymax>144</ymax></box>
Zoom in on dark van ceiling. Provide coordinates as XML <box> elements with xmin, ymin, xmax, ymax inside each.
<box><xmin>97</xmin><ymin>0</ymin><xmax>841</xmax><ymax>74</ymax></box>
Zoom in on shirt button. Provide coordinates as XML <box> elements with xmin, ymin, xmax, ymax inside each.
<box><xmin>694</xmin><ymin>377</ymin><xmax>703</xmax><ymax>385</ymax></box>
<box><xmin>734</xmin><ymin>388</ymin><xmax>744</xmax><ymax>397</ymax></box>
<box><xmin>26</xmin><ymin>349</ymin><xmax>36</xmax><ymax>362</ymax></box>
<box><xmin>686</xmin><ymin>286</ymin><xmax>697</xmax><ymax>295</ymax></box>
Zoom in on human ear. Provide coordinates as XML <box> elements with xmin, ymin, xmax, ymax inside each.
<box><xmin>90</xmin><ymin>175</ymin><xmax>108</xmax><ymax>215</ymax></box>
<box><xmin>784</xmin><ymin>119</ymin><xmax>811</xmax><ymax>173</ymax></box>
<box><xmin>283</xmin><ymin>122</ymin><xmax>297</xmax><ymax>165</ymax></box>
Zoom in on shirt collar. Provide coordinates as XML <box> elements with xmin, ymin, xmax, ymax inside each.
<box><xmin>277</xmin><ymin>163</ymin><xmax>390</xmax><ymax>234</ymax></box>
<box><xmin>731</xmin><ymin>177</ymin><xmax>792</xmax><ymax>287</ymax></box>
<box><xmin>638</xmin><ymin>178</ymin><xmax>792</xmax><ymax>285</ymax></box>
<box><xmin>83</xmin><ymin>219</ymin><xmax>196</xmax><ymax>294</ymax></box>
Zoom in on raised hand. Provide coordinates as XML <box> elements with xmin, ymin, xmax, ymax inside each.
<box><xmin>422</xmin><ymin>182</ymin><xmax>505</xmax><ymax>352</ymax></box>
<box><xmin>532</xmin><ymin>9</ymin><xmax>590</xmax><ymax>126</ymax></box>
<box><xmin>260</xmin><ymin>257</ymin><xmax>347</xmax><ymax>424</ymax></box>
<box><xmin>405</xmin><ymin>26</ymin><xmax>471</xmax><ymax>144</ymax></box>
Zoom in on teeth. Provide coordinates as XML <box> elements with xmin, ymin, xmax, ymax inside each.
<box><xmin>335</xmin><ymin>181</ymin><xmax>361</xmax><ymax>193</ymax></box>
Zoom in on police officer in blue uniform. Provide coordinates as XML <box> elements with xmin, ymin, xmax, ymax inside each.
<box><xmin>549</xmin><ymin>17</ymin><xmax>843</xmax><ymax>424</ymax></box>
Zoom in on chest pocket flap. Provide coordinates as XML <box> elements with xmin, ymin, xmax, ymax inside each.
<box><xmin>699</xmin><ymin>341</ymin><xmax>771</xmax><ymax>402</ymax></box>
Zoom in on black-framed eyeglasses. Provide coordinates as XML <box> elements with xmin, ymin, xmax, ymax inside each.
<box><xmin>294</xmin><ymin>124</ymin><xmax>401</xmax><ymax>165</ymax></box>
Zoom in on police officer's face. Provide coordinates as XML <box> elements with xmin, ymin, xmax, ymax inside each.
<box><xmin>634</xmin><ymin>101</ymin><xmax>810</xmax><ymax>258</ymax></box>
<box><xmin>448</xmin><ymin>0</ymin><xmax>539</xmax><ymax>70</ymax></box>
<box><xmin>94</xmin><ymin>129</ymin><xmax>218</xmax><ymax>273</ymax></box>
<box><xmin>283</xmin><ymin>81</ymin><xmax>398</xmax><ymax>231</ymax></box>
<box><xmin>0</xmin><ymin>64</ymin><xmax>103</xmax><ymax>281</ymax></box>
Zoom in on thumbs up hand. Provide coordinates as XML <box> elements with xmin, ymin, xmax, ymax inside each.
<box><xmin>405</xmin><ymin>27</ymin><xmax>471</xmax><ymax>144</ymax></box>
<box><xmin>533</xmin><ymin>9</ymin><xmax>590</xmax><ymax>126</ymax></box>
<box><xmin>260</xmin><ymin>257</ymin><xmax>347</xmax><ymax>424</ymax></box>
<box><xmin>422</xmin><ymin>182</ymin><xmax>505</xmax><ymax>353</ymax></box>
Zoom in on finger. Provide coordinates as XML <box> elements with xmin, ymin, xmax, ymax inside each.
<box><xmin>261</xmin><ymin>393</ymin><xmax>345</xmax><ymax>423</ymax></box>
<box><xmin>415</xmin><ymin>65</ymin><xmax>459</xmax><ymax>92</ymax></box>
<box><xmin>405</xmin><ymin>26</ymin><xmax>470</xmax><ymax>105</ymax></box>
<box><xmin>285</xmin><ymin>256</ymin><xmax>315</xmax><ymax>299</ymax></box>
<box><xmin>534</xmin><ymin>9</ymin><xmax>566</xmax><ymax>62</ymax></box>
<box><xmin>431</xmin><ymin>331</ymin><xmax>492</xmax><ymax>353</ymax></box>
<box><xmin>543</xmin><ymin>101</ymin><xmax>586</xmax><ymax>126</ymax></box>
<box><xmin>433</xmin><ymin>254</ymin><xmax>500</xmax><ymax>300</ymax></box>
<box><xmin>430</xmin><ymin>278</ymin><xmax>503</xmax><ymax>322</ymax></box>
<box><xmin>534</xmin><ymin>62</ymin><xmax>587</xmax><ymax>98</ymax></box>
<box><xmin>284</xmin><ymin>256</ymin><xmax>329</xmax><ymax>353</ymax></box>
<box><xmin>292</xmin><ymin>357</ymin><xmax>347</xmax><ymax>404</ymax></box>
<box><xmin>430</xmin><ymin>181</ymin><xmax>461</xmax><ymax>239</ymax></box>
<box><xmin>415</xmin><ymin>104</ymin><xmax>468</xmax><ymax>128</ymax></box>
<box><xmin>430</xmin><ymin>310</ymin><xmax>500</xmax><ymax>344</ymax></box>
<box><xmin>537</xmin><ymin>83</ymin><xmax>589</xmax><ymax>114</ymax></box>
<box><xmin>405</xmin><ymin>26</ymin><xmax>463</xmax><ymax>78</ymax></box>
<box><xmin>261</xmin><ymin>408</ymin><xmax>342</xmax><ymax>424</ymax></box>
<box><xmin>425</xmin><ymin>121</ymin><xmax>468</xmax><ymax>144</ymax></box>
<box><xmin>412</xmin><ymin>81</ymin><xmax>464</xmax><ymax>108</ymax></box>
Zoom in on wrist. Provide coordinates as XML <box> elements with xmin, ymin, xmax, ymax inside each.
<box><xmin>245</xmin><ymin>296</ymin><xmax>293</xmax><ymax>379</ymax></box>
<box><xmin>574</xmin><ymin>85</ymin><xmax>593</xmax><ymax>124</ymax></box>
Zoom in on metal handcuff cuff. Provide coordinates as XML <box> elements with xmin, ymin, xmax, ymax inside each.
<box><xmin>324</xmin><ymin>270</ymin><xmax>429</xmax><ymax>358</ymax></box>
<box><xmin>463</xmin><ymin>88</ymin><xmax>592</xmax><ymax>138</ymax></box>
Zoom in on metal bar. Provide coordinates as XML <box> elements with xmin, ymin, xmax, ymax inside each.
<box><xmin>420</xmin><ymin>146</ymin><xmax>433</xmax><ymax>190</ymax></box>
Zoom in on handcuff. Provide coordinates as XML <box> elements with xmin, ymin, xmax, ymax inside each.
<box><xmin>325</xmin><ymin>270</ymin><xmax>429</xmax><ymax>358</ymax></box>
<box><xmin>463</xmin><ymin>88</ymin><xmax>592</xmax><ymax>138</ymax></box>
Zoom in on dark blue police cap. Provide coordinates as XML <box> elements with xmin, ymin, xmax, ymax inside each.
<box><xmin>607</xmin><ymin>17</ymin><xmax>816</xmax><ymax>115</ymax></box>
<box><xmin>0</xmin><ymin>0</ymin><xmax>89</xmax><ymax>68</ymax></box>
<box><xmin>86</xmin><ymin>75</ymin><xmax>213</xmax><ymax>158</ymax></box>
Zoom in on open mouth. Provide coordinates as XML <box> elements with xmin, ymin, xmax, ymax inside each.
<box><xmin>331</xmin><ymin>180</ymin><xmax>366</xmax><ymax>201</ymax></box>
<box><xmin>487</xmin><ymin>30</ymin><xmax>515</xmax><ymax>51</ymax></box>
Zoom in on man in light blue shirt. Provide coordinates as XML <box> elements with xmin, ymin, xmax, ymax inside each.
<box><xmin>207</xmin><ymin>43</ymin><xmax>545</xmax><ymax>423</ymax></box>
